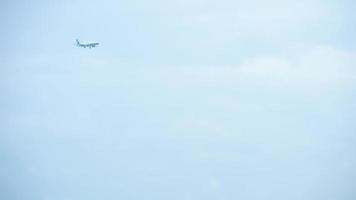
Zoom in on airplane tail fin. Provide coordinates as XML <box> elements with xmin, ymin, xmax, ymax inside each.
<box><xmin>76</xmin><ymin>39</ymin><xmax>80</xmax><ymax>46</ymax></box>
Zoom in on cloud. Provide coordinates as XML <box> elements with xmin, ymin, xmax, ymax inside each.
<box><xmin>5</xmin><ymin>45</ymin><xmax>354</xmax><ymax>95</ymax></box>
<box><xmin>135</xmin><ymin>46</ymin><xmax>356</xmax><ymax>93</ymax></box>
<box><xmin>238</xmin><ymin>46</ymin><xmax>356</xmax><ymax>88</ymax></box>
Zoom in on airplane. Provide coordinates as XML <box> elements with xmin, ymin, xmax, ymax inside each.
<box><xmin>76</xmin><ymin>39</ymin><xmax>99</xmax><ymax>48</ymax></box>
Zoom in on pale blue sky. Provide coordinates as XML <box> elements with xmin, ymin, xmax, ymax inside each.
<box><xmin>1</xmin><ymin>1</ymin><xmax>356</xmax><ymax>200</ymax></box>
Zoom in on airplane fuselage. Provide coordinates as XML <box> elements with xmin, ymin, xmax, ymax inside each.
<box><xmin>76</xmin><ymin>39</ymin><xmax>99</xmax><ymax>48</ymax></box>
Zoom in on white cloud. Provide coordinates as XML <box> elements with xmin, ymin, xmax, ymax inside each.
<box><xmin>6</xmin><ymin>46</ymin><xmax>354</xmax><ymax>98</ymax></box>
<box><xmin>138</xmin><ymin>46</ymin><xmax>356</xmax><ymax>92</ymax></box>
<box><xmin>237</xmin><ymin>46</ymin><xmax>356</xmax><ymax>89</ymax></box>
